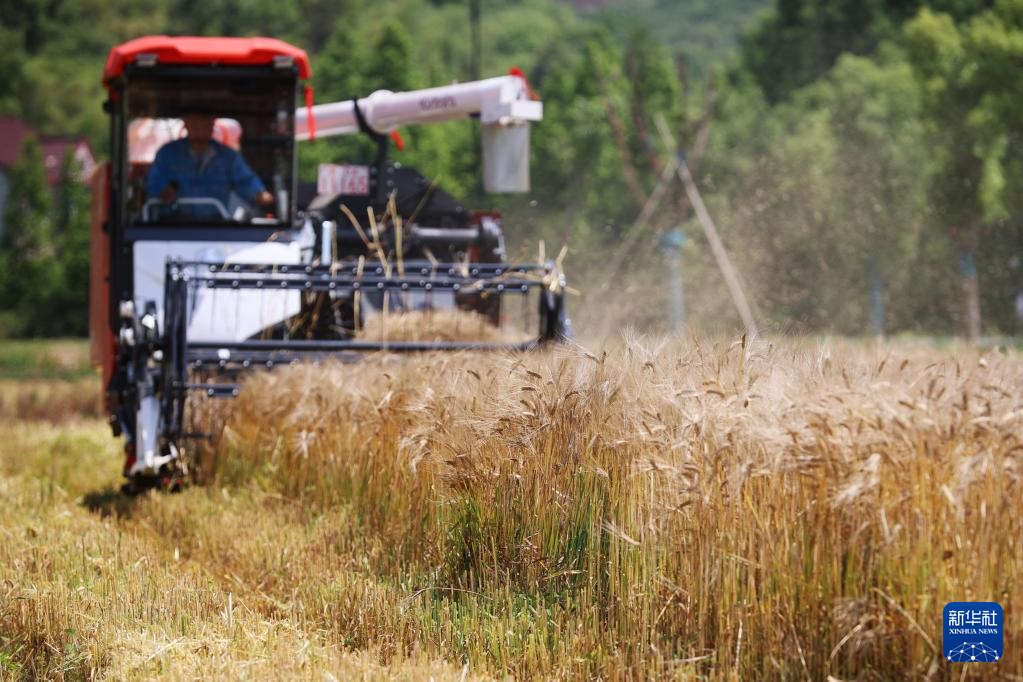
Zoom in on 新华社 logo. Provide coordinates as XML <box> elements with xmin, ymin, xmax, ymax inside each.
<box><xmin>943</xmin><ymin>602</ymin><xmax>1003</xmax><ymax>663</ymax></box>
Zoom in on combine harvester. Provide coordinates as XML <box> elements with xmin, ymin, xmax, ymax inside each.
<box><xmin>90</xmin><ymin>37</ymin><xmax>571</xmax><ymax>490</ymax></box>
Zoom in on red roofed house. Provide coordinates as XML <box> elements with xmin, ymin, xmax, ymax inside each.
<box><xmin>0</xmin><ymin>116</ymin><xmax>97</xmax><ymax>236</ymax></box>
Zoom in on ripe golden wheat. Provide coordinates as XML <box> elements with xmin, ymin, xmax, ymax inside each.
<box><xmin>354</xmin><ymin>309</ymin><xmax>525</xmax><ymax>344</ymax></box>
<box><xmin>2</xmin><ymin>337</ymin><xmax>1020</xmax><ymax>679</ymax></box>
<box><xmin>196</xmin><ymin>337</ymin><xmax>1023</xmax><ymax>678</ymax></box>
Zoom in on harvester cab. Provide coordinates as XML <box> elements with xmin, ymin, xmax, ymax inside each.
<box><xmin>92</xmin><ymin>36</ymin><xmax>570</xmax><ymax>490</ymax></box>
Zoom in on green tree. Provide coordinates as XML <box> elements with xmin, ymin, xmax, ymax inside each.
<box><xmin>741</xmin><ymin>0</ymin><xmax>991</xmax><ymax>103</ymax></box>
<box><xmin>366</xmin><ymin>21</ymin><xmax>417</xmax><ymax>92</ymax></box>
<box><xmin>0</xmin><ymin>26</ymin><xmax>26</xmax><ymax>116</ymax></box>
<box><xmin>313</xmin><ymin>21</ymin><xmax>366</xmax><ymax>102</ymax></box>
<box><xmin>167</xmin><ymin>0</ymin><xmax>302</xmax><ymax>41</ymax></box>
<box><xmin>691</xmin><ymin>49</ymin><xmax>936</xmax><ymax>335</ymax></box>
<box><xmin>822</xmin><ymin>52</ymin><xmax>930</xmax><ymax>334</ymax></box>
<box><xmin>594</xmin><ymin>0</ymin><xmax>771</xmax><ymax>75</ymax></box>
<box><xmin>742</xmin><ymin>0</ymin><xmax>896</xmax><ymax>103</ymax></box>
<box><xmin>50</xmin><ymin>152</ymin><xmax>92</xmax><ymax>336</ymax></box>
<box><xmin>903</xmin><ymin>3</ymin><xmax>1023</xmax><ymax>338</ymax></box>
<box><xmin>0</xmin><ymin>136</ymin><xmax>59</xmax><ymax>336</ymax></box>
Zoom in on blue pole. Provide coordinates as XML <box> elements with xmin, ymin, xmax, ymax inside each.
<box><xmin>870</xmin><ymin>275</ymin><xmax>885</xmax><ymax>337</ymax></box>
<box><xmin>660</xmin><ymin>227</ymin><xmax>686</xmax><ymax>334</ymax></box>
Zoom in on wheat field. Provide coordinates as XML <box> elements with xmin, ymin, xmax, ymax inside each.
<box><xmin>1</xmin><ymin>337</ymin><xmax>1020</xmax><ymax>679</ymax></box>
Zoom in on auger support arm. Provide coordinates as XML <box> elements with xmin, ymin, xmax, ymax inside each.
<box><xmin>295</xmin><ymin>75</ymin><xmax>541</xmax><ymax>139</ymax></box>
<box><xmin>295</xmin><ymin>74</ymin><xmax>541</xmax><ymax>193</ymax></box>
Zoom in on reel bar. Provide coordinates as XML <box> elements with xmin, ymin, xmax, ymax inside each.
<box><xmin>187</xmin><ymin>338</ymin><xmax>538</xmax><ymax>356</ymax></box>
<box><xmin>193</xmin><ymin>276</ymin><xmax>542</xmax><ymax>293</ymax></box>
<box><xmin>184</xmin><ymin>382</ymin><xmax>241</xmax><ymax>398</ymax></box>
<box><xmin>168</xmin><ymin>259</ymin><xmax>559</xmax><ymax>295</ymax></box>
<box><xmin>187</xmin><ymin>260</ymin><xmax>550</xmax><ymax>277</ymax></box>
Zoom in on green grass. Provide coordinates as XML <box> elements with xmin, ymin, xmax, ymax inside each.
<box><xmin>0</xmin><ymin>338</ymin><xmax>92</xmax><ymax>380</ymax></box>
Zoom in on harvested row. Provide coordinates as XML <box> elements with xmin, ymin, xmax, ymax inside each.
<box><xmin>0</xmin><ymin>420</ymin><xmax>480</xmax><ymax>680</ymax></box>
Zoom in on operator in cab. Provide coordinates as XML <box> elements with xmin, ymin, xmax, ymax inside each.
<box><xmin>146</xmin><ymin>112</ymin><xmax>273</xmax><ymax>221</ymax></box>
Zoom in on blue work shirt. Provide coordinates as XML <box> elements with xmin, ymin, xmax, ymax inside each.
<box><xmin>146</xmin><ymin>139</ymin><xmax>266</xmax><ymax>219</ymax></box>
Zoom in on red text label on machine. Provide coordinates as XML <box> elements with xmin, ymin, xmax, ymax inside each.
<box><xmin>317</xmin><ymin>163</ymin><xmax>370</xmax><ymax>196</ymax></box>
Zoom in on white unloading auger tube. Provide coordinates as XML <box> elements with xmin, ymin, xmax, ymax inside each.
<box><xmin>294</xmin><ymin>74</ymin><xmax>543</xmax><ymax>193</ymax></box>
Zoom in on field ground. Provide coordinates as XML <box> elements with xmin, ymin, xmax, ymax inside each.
<box><xmin>0</xmin><ymin>338</ymin><xmax>1021</xmax><ymax>679</ymax></box>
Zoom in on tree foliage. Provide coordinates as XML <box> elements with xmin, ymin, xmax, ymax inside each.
<box><xmin>2</xmin><ymin>0</ymin><xmax>1022</xmax><ymax>337</ymax></box>
<box><xmin>0</xmin><ymin>136</ymin><xmax>59</xmax><ymax>336</ymax></box>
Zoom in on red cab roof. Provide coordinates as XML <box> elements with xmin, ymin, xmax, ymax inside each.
<box><xmin>104</xmin><ymin>36</ymin><xmax>311</xmax><ymax>82</ymax></box>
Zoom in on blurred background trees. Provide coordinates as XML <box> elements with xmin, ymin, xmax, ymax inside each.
<box><xmin>0</xmin><ymin>0</ymin><xmax>1021</xmax><ymax>339</ymax></box>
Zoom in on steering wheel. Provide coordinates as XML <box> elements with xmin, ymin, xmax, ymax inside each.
<box><xmin>142</xmin><ymin>197</ymin><xmax>232</xmax><ymax>223</ymax></box>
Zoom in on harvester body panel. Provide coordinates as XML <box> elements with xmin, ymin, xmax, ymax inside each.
<box><xmin>133</xmin><ymin>240</ymin><xmax>301</xmax><ymax>341</ymax></box>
